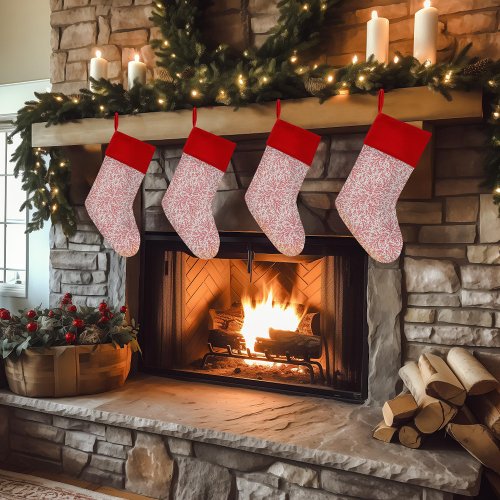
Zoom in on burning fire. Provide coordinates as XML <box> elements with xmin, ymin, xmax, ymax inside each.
<box><xmin>240</xmin><ymin>290</ymin><xmax>301</xmax><ymax>353</ymax></box>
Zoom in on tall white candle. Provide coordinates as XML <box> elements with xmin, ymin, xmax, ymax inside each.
<box><xmin>366</xmin><ymin>11</ymin><xmax>389</xmax><ymax>64</ymax></box>
<box><xmin>413</xmin><ymin>0</ymin><xmax>438</xmax><ymax>64</ymax></box>
<box><xmin>89</xmin><ymin>50</ymin><xmax>108</xmax><ymax>91</ymax></box>
<box><xmin>128</xmin><ymin>54</ymin><xmax>147</xmax><ymax>89</ymax></box>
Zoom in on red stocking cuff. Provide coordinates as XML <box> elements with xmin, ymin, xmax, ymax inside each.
<box><xmin>364</xmin><ymin>114</ymin><xmax>431</xmax><ymax>168</ymax></box>
<box><xmin>267</xmin><ymin>119</ymin><xmax>321</xmax><ymax>167</ymax></box>
<box><xmin>184</xmin><ymin>127</ymin><xmax>236</xmax><ymax>172</ymax></box>
<box><xmin>105</xmin><ymin>131</ymin><xmax>156</xmax><ymax>174</ymax></box>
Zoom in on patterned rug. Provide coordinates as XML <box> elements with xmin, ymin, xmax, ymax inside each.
<box><xmin>0</xmin><ymin>470</ymin><xmax>120</xmax><ymax>500</ymax></box>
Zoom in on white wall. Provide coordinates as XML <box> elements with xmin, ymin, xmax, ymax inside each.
<box><xmin>0</xmin><ymin>0</ymin><xmax>51</xmax><ymax>84</ymax></box>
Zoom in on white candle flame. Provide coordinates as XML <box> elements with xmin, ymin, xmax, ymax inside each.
<box><xmin>424</xmin><ymin>0</ymin><xmax>431</xmax><ymax>8</ymax></box>
<box><xmin>371</xmin><ymin>10</ymin><xmax>378</xmax><ymax>19</ymax></box>
<box><xmin>134</xmin><ymin>53</ymin><xmax>140</xmax><ymax>62</ymax></box>
<box><xmin>96</xmin><ymin>50</ymin><xmax>102</xmax><ymax>58</ymax></box>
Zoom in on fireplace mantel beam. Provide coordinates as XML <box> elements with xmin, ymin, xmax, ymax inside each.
<box><xmin>31</xmin><ymin>87</ymin><xmax>482</xmax><ymax>147</ymax></box>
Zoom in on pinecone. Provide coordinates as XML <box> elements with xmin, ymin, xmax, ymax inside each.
<box><xmin>181</xmin><ymin>67</ymin><xmax>195</xmax><ymax>79</ymax></box>
<box><xmin>462</xmin><ymin>58</ymin><xmax>493</xmax><ymax>76</ymax></box>
<box><xmin>78</xmin><ymin>325</ymin><xmax>107</xmax><ymax>345</ymax></box>
<box><xmin>154</xmin><ymin>67</ymin><xmax>173</xmax><ymax>83</ymax></box>
<box><xmin>305</xmin><ymin>77</ymin><xmax>328</xmax><ymax>96</ymax></box>
<box><xmin>3</xmin><ymin>324</ymin><xmax>23</xmax><ymax>341</ymax></box>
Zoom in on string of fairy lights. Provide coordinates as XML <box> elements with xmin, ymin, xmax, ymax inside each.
<box><xmin>7</xmin><ymin>0</ymin><xmax>500</xmax><ymax>237</ymax></box>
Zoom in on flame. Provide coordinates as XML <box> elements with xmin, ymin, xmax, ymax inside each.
<box><xmin>424</xmin><ymin>0</ymin><xmax>431</xmax><ymax>7</ymax></box>
<box><xmin>371</xmin><ymin>10</ymin><xmax>378</xmax><ymax>19</ymax></box>
<box><xmin>240</xmin><ymin>290</ymin><xmax>301</xmax><ymax>353</ymax></box>
<box><xmin>134</xmin><ymin>53</ymin><xmax>140</xmax><ymax>62</ymax></box>
<box><xmin>96</xmin><ymin>50</ymin><xmax>102</xmax><ymax>58</ymax></box>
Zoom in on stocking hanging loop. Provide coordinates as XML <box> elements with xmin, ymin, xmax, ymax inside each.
<box><xmin>378</xmin><ymin>89</ymin><xmax>385</xmax><ymax>114</ymax></box>
<box><xmin>192</xmin><ymin>107</ymin><xmax>197</xmax><ymax>127</ymax></box>
<box><xmin>276</xmin><ymin>99</ymin><xmax>281</xmax><ymax>120</ymax></box>
<box><xmin>114</xmin><ymin>112</ymin><xmax>119</xmax><ymax>131</ymax></box>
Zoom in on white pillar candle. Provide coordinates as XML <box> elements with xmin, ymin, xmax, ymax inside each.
<box><xmin>366</xmin><ymin>11</ymin><xmax>389</xmax><ymax>64</ymax></box>
<box><xmin>413</xmin><ymin>0</ymin><xmax>438</xmax><ymax>65</ymax></box>
<box><xmin>89</xmin><ymin>50</ymin><xmax>108</xmax><ymax>91</ymax></box>
<box><xmin>128</xmin><ymin>54</ymin><xmax>147</xmax><ymax>89</ymax></box>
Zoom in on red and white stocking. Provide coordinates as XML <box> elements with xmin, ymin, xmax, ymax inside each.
<box><xmin>335</xmin><ymin>90</ymin><xmax>431</xmax><ymax>263</ymax></box>
<box><xmin>245</xmin><ymin>101</ymin><xmax>321</xmax><ymax>256</ymax></box>
<box><xmin>85</xmin><ymin>114</ymin><xmax>155</xmax><ymax>257</ymax></box>
<box><xmin>162</xmin><ymin>108</ymin><xmax>236</xmax><ymax>259</ymax></box>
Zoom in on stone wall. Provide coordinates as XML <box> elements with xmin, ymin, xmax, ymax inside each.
<box><xmin>0</xmin><ymin>406</ymin><xmax>453</xmax><ymax>499</ymax></box>
<box><xmin>49</xmin><ymin>0</ymin><xmax>500</xmax><ymax>92</ymax></box>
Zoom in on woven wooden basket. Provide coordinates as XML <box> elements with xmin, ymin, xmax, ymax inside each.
<box><xmin>4</xmin><ymin>344</ymin><xmax>131</xmax><ymax>398</ymax></box>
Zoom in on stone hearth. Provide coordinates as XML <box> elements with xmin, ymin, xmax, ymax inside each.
<box><xmin>0</xmin><ymin>376</ymin><xmax>481</xmax><ymax>499</ymax></box>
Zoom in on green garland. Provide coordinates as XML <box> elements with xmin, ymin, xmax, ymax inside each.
<box><xmin>8</xmin><ymin>0</ymin><xmax>500</xmax><ymax>237</ymax></box>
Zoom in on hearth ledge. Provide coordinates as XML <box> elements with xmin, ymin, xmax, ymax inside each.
<box><xmin>0</xmin><ymin>375</ymin><xmax>481</xmax><ymax>496</ymax></box>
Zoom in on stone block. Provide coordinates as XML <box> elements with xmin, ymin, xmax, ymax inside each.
<box><xmin>436</xmin><ymin>309</ymin><xmax>493</xmax><ymax>328</ymax></box>
<box><xmin>251</xmin><ymin>13</ymin><xmax>280</xmax><ymax>34</ymax></box>
<box><xmin>65</xmin><ymin>430</ymin><xmax>97</xmax><ymax>452</ymax></box>
<box><xmin>404</xmin><ymin>245</ymin><xmax>466</xmax><ymax>260</ymax></box>
<box><xmin>407</xmin><ymin>293</ymin><xmax>460</xmax><ymax>307</ymax></box>
<box><xmin>447</xmin><ymin>12</ymin><xmax>497</xmax><ymax>35</ymax></box>
<box><xmin>105</xmin><ymin>426</ymin><xmax>133</xmax><ymax>446</ymax></box>
<box><xmin>109</xmin><ymin>29</ymin><xmax>149</xmax><ymax>46</ymax></box>
<box><xmin>97</xmin><ymin>16</ymin><xmax>110</xmax><ymax>45</ymax></box>
<box><xmin>61</xmin><ymin>284</ymin><xmax>107</xmax><ymax>295</ymax></box>
<box><xmin>396</xmin><ymin>202</ymin><xmax>442</xmax><ymax>224</ymax></box>
<box><xmin>98</xmin><ymin>253</ymin><xmax>108</xmax><ymax>271</ymax></box>
<box><xmin>461</xmin><ymin>265</ymin><xmax>500</xmax><ymax>290</ymax></box>
<box><xmin>90</xmin><ymin>454</ymin><xmax>124</xmax><ymax>474</ymax></box>
<box><xmin>81</xmin><ymin>466</ymin><xmax>124</xmax><ymax>489</ymax></box>
<box><xmin>51</xmin><ymin>6</ymin><xmax>96</xmax><ymax>26</ymax></box>
<box><xmin>110</xmin><ymin>5</ymin><xmax>154</xmax><ymax>31</ymax></box>
<box><xmin>495</xmin><ymin>313</ymin><xmax>500</xmax><ymax>328</ymax></box>
<box><xmin>389</xmin><ymin>18</ymin><xmax>413</xmax><ymax>42</ymax></box>
<box><xmin>0</xmin><ymin>407</ymin><xmax>9</xmax><ymax>459</ymax></box>
<box><xmin>436</xmin><ymin>149</ymin><xmax>485</xmax><ymax>178</ymax></box>
<box><xmin>175</xmin><ymin>457</ymin><xmax>232</xmax><ymax>500</ymax></box>
<box><xmin>194</xmin><ymin>442</ymin><xmax>274</xmax><ymax>472</ymax></box>
<box><xmin>456</xmin><ymin>32</ymin><xmax>499</xmax><ymax>60</ymax></box>
<box><xmin>404</xmin><ymin>258</ymin><xmax>460</xmax><ymax>293</ymax></box>
<box><xmin>327</xmin><ymin>25</ymin><xmax>366</xmax><ymax>55</ymax></box>
<box><xmin>239</xmin><ymin>472</ymin><xmax>280</xmax><ymax>488</ymax></box>
<box><xmin>108</xmin><ymin>60</ymin><xmax>122</xmax><ymax>79</ymax></box>
<box><xmin>51</xmin><ymin>28</ymin><xmax>60</xmax><ymax>51</ymax></box>
<box><xmin>307</xmin><ymin>138</ymin><xmax>329</xmax><ymax>179</ymax></box>
<box><xmin>92</xmin><ymin>270</ymin><xmax>107</xmax><ymax>283</ymax></box>
<box><xmin>435</xmin><ymin>124</ymin><xmax>487</xmax><ymax>149</ymax></box>
<box><xmin>144</xmin><ymin>173</ymin><xmax>168</xmax><ymax>189</ymax></box>
<box><xmin>404</xmin><ymin>308</ymin><xmax>436</xmax><ymax>323</ymax></box>
<box><xmin>125</xmin><ymin>432</ymin><xmax>173</xmax><ymax>498</ymax></box>
<box><xmin>10</xmin><ymin>452</ymin><xmax>62</xmax><ymax>473</ymax></box>
<box><xmin>51</xmin><ymin>52</ymin><xmax>67</xmax><ymax>83</ymax></box>
<box><xmin>69</xmin><ymin>231</ymin><xmax>102</xmax><ymax>245</ymax></box>
<box><xmin>66</xmin><ymin>47</ymin><xmax>90</xmax><ymax>62</ymax></box>
<box><xmin>11</xmin><ymin>419</ymin><xmax>65</xmax><ymax>443</ymax></box>
<box><xmin>144</xmin><ymin>190</ymin><xmax>164</xmax><ymax>209</ymax></box>
<box><xmin>300</xmin><ymin>193</ymin><xmax>335</xmax><ymax>210</ymax></box>
<box><xmin>50</xmin><ymin>270</ymin><xmax>62</xmax><ymax>293</ymax></box>
<box><xmin>467</xmin><ymin>245</ymin><xmax>500</xmax><ymax>264</ymax></box>
<box><xmin>167</xmin><ymin>436</ymin><xmax>192</xmax><ymax>456</ymax></box>
<box><xmin>96</xmin><ymin>440</ymin><xmax>128</xmax><ymax>459</ymax></box>
<box><xmin>112</xmin><ymin>0</ymin><xmax>133</xmax><ymax>5</ymax></box>
<box><xmin>51</xmin><ymin>81</ymin><xmax>88</xmax><ymax>94</ymax></box>
<box><xmin>326</xmin><ymin>151</ymin><xmax>357</xmax><ymax>179</ymax></box>
<box><xmin>435</xmin><ymin>178</ymin><xmax>488</xmax><ymax>196</ymax></box>
<box><xmin>419</xmin><ymin>225</ymin><xmax>476</xmax><ymax>244</ymax></box>
<box><xmin>68</xmin><ymin>243</ymin><xmax>102</xmax><ymax>252</ymax></box>
<box><xmin>342</xmin><ymin>3</ymin><xmax>408</xmax><ymax>24</ymax></box>
<box><xmin>236</xmin><ymin>477</ymin><xmax>286</xmax><ymax>500</ymax></box>
<box><xmin>461</xmin><ymin>290</ymin><xmax>500</xmax><ymax>309</ymax></box>
<box><xmin>52</xmin><ymin>417</ymin><xmax>105</xmax><ymax>437</ymax></box>
<box><xmin>401</xmin><ymin>225</ymin><xmax>419</xmax><ymax>243</ymax></box>
<box><xmin>62</xmin><ymin>447</ymin><xmax>89</xmax><ymax>476</ymax></box>
<box><xmin>60</xmin><ymin>22</ymin><xmax>97</xmax><ymax>49</ymax></box>
<box><xmin>14</xmin><ymin>409</ymin><xmax>52</xmax><ymax>424</ymax></box>
<box><xmin>445</xmin><ymin>196</ymin><xmax>479</xmax><ymax>223</ymax></box>
<box><xmin>410</xmin><ymin>0</ymin><xmax>498</xmax><ymax>15</ymax></box>
<box><xmin>50</xmin><ymin>224</ymin><xmax>68</xmax><ymax>249</ymax></box>
<box><xmin>406</xmin><ymin>324</ymin><xmax>500</xmax><ymax>347</ymax></box>
<box><xmin>267</xmin><ymin>462</ymin><xmax>319</xmax><ymax>488</ymax></box>
<box><xmin>330</xmin><ymin>134</ymin><xmax>365</xmax><ymax>151</ymax></box>
<box><xmin>65</xmin><ymin>61</ymin><xmax>87</xmax><ymax>81</ymax></box>
<box><xmin>480</xmin><ymin>194</ymin><xmax>500</xmax><ymax>243</ymax></box>
<box><xmin>10</xmin><ymin>434</ymin><xmax>62</xmax><ymax>461</ymax></box>
<box><xmin>51</xmin><ymin>0</ymin><xmax>63</xmax><ymax>10</ymax></box>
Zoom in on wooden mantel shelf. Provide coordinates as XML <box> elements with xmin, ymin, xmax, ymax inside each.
<box><xmin>31</xmin><ymin>87</ymin><xmax>482</xmax><ymax>147</ymax></box>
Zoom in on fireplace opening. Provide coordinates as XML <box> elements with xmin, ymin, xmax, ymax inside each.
<box><xmin>140</xmin><ymin>234</ymin><xmax>368</xmax><ymax>401</ymax></box>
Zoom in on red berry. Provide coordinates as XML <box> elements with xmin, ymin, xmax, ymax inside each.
<box><xmin>120</xmin><ymin>306</ymin><xmax>127</xmax><ymax>313</ymax></box>
<box><xmin>72</xmin><ymin>319</ymin><xmax>85</xmax><ymax>329</ymax></box>
<box><xmin>26</xmin><ymin>322</ymin><xmax>38</xmax><ymax>332</ymax></box>
<box><xmin>64</xmin><ymin>292</ymin><xmax>72</xmax><ymax>299</ymax></box>
<box><xmin>98</xmin><ymin>302</ymin><xmax>108</xmax><ymax>313</ymax></box>
<box><xmin>61</xmin><ymin>297</ymin><xmax>70</xmax><ymax>305</ymax></box>
<box><xmin>26</xmin><ymin>309</ymin><xmax>37</xmax><ymax>319</ymax></box>
<box><xmin>108</xmin><ymin>313</ymin><xmax>114</xmax><ymax>319</ymax></box>
<box><xmin>0</xmin><ymin>310</ymin><xmax>11</xmax><ymax>320</ymax></box>
<box><xmin>68</xmin><ymin>305</ymin><xmax>77</xmax><ymax>313</ymax></box>
<box><xmin>48</xmin><ymin>310</ymin><xmax>55</xmax><ymax>318</ymax></box>
<box><xmin>99</xmin><ymin>315</ymin><xmax>109</xmax><ymax>324</ymax></box>
<box><xmin>65</xmin><ymin>332</ymin><xmax>76</xmax><ymax>344</ymax></box>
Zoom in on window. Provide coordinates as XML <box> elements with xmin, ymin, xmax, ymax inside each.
<box><xmin>0</xmin><ymin>123</ymin><xmax>27</xmax><ymax>298</ymax></box>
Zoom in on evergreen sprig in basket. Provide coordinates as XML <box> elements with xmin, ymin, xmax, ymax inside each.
<box><xmin>0</xmin><ymin>293</ymin><xmax>139</xmax><ymax>397</ymax></box>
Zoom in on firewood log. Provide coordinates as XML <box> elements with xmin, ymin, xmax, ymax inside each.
<box><xmin>453</xmin><ymin>406</ymin><xmax>477</xmax><ymax>425</ymax></box>
<box><xmin>447</xmin><ymin>421</ymin><xmax>500</xmax><ymax>475</ymax></box>
<box><xmin>398</xmin><ymin>424</ymin><xmax>423</xmax><ymax>449</ymax></box>
<box><xmin>382</xmin><ymin>393</ymin><xmax>418</xmax><ymax>427</ymax></box>
<box><xmin>447</xmin><ymin>347</ymin><xmax>499</xmax><ymax>396</ymax></box>
<box><xmin>469</xmin><ymin>390</ymin><xmax>500</xmax><ymax>439</ymax></box>
<box><xmin>372</xmin><ymin>421</ymin><xmax>398</xmax><ymax>443</ymax></box>
<box><xmin>208</xmin><ymin>330</ymin><xmax>245</xmax><ymax>350</ymax></box>
<box><xmin>418</xmin><ymin>353</ymin><xmax>466</xmax><ymax>406</ymax></box>
<box><xmin>399</xmin><ymin>362</ymin><xmax>457</xmax><ymax>434</ymax></box>
<box><xmin>255</xmin><ymin>332</ymin><xmax>322</xmax><ymax>359</ymax></box>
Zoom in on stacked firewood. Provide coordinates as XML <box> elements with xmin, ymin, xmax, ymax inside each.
<box><xmin>373</xmin><ymin>347</ymin><xmax>500</xmax><ymax>493</ymax></box>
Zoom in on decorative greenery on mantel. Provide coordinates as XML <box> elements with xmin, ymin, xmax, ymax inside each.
<box><xmin>8</xmin><ymin>0</ymin><xmax>500</xmax><ymax>236</ymax></box>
